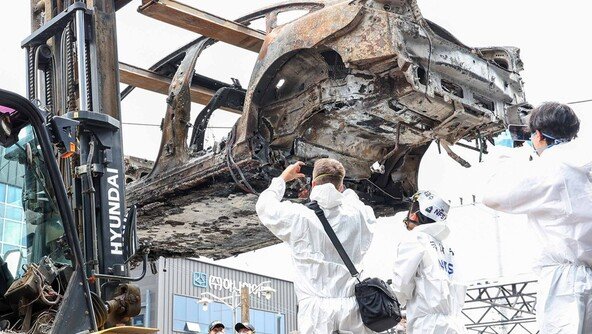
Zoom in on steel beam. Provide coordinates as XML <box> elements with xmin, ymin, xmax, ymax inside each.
<box><xmin>115</xmin><ymin>0</ymin><xmax>133</xmax><ymax>11</ymax></box>
<box><xmin>87</xmin><ymin>0</ymin><xmax>122</xmax><ymax>119</ymax></box>
<box><xmin>118</xmin><ymin>63</ymin><xmax>242</xmax><ymax>114</ymax></box>
<box><xmin>463</xmin><ymin>280</ymin><xmax>539</xmax><ymax>333</ymax></box>
<box><xmin>138</xmin><ymin>0</ymin><xmax>265</xmax><ymax>52</ymax></box>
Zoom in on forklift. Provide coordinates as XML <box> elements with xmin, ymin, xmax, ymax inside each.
<box><xmin>0</xmin><ymin>0</ymin><xmax>157</xmax><ymax>333</ymax></box>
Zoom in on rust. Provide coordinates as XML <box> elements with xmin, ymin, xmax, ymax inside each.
<box><xmin>124</xmin><ymin>0</ymin><xmax>529</xmax><ymax>259</ymax></box>
<box><xmin>147</xmin><ymin>42</ymin><xmax>207</xmax><ymax>178</ymax></box>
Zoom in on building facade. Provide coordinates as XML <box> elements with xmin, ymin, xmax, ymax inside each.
<box><xmin>0</xmin><ymin>146</ymin><xmax>26</xmax><ymax>257</ymax></box>
<box><xmin>134</xmin><ymin>257</ymin><xmax>298</xmax><ymax>334</ymax></box>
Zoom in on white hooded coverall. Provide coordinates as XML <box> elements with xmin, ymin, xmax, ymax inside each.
<box><xmin>256</xmin><ymin>177</ymin><xmax>377</xmax><ymax>334</ymax></box>
<box><xmin>391</xmin><ymin>223</ymin><xmax>467</xmax><ymax>334</ymax></box>
<box><xmin>483</xmin><ymin>142</ymin><xmax>592</xmax><ymax>333</ymax></box>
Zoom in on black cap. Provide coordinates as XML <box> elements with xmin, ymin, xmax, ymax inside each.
<box><xmin>234</xmin><ymin>322</ymin><xmax>255</xmax><ymax>332</ymax></box>
<box><xmin>209</xmin><ymin>321</ymin><xmax>225</xmax><ymax>331</ymax></box>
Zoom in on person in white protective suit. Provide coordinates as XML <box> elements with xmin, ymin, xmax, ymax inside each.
<box><xmin>391</xmin><ymin>191</ymin><xmax>467</xmax><ymax>334</ymax></box>
<box><xmin>256</xmin><ymin>158</ymin><xmax>377</xmax><ymax>334</ymax></box>
<box><xmin>482</xmin><ymin>102</ymin><xmax>592</xmax><ymax>333</ymax></box>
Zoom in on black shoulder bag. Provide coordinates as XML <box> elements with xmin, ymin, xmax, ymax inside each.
<box><xmin>306</xmin><ymin>201</ymin><xmax>402</xmax><ymax>332</ymax></box>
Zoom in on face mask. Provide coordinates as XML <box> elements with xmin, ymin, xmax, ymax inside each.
<box><xmin>526</xmin><ymin>133</ymin><xmax>543</xmax><ymax>155</ymax></box>
<box><xmin>523</xmin><ymin>139</ymin><xmax>534</xmax><ymax>150</ymax></box>
<box><xmin>533</xmin><ymin>131</ymin><xmax>570</xmax><ymax>155</ymax></box>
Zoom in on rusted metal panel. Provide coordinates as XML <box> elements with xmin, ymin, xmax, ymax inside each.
<box><xmin>147</xmin><ymin>42</ymin><xmax>205</xmax><ymax>178</ymax></box>
<box><xmin>118</xmin><ymin>62</ymin><xmax>244</xmax><ymax>113</ymax></box>
<box><xmin>233</xmin><ymin>0</ymin><xmax>365</xmax><ymax>149</ymax></box>
<box><xmin>138</xmin><ymin>0</ymin><xmax>266</xmax><ymax>53</ymax></box>
<box><xmin>124</xmin><ymin>156</ymin><xmax>154</xmax><ymax>184</ymax></box>
<box><xmin>127</xmin><ymin>0</ymin><xmax>530</xmax><ymax>259</ymax></box>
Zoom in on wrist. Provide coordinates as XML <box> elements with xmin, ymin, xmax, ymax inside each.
<box><xmin>281</xmin><ymin>173</ymin><xmax>291</xmax><ymax>182</ymax></box>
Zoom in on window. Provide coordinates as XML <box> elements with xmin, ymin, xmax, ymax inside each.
<box><xmin>0</xmin><ymin>184</ymin><xmax>6</xmax><ymax>201</ymax></box>
<box><xmin>173</xmin><ymin>295</ymin><xmax>234</xmax><ymax>333</ymax></box>
<box><xmin>132</xmin><ymin>314</ymin><xmax>145</xmax><ymax>327</ymax></box>
<box><xmin>0</xmin><ymin>183</ymin><xmax>26</xmax><ymax>258</ymax></box>
<box><xmin>0</xmin><ymin>127</ymin><xmax>67</xmax><ymax>270</ymax></box>
<box><xmin>133</xmin><ymin>305</ymin><xmax>147</xmax><ymax>327</ymax></box>
<box><xmin>6</xmin><ymin>186</ymin><xmax>21</xmax><ymax>206</ymax></box>
<box><xmin>250</xmin><ymin>309</ymin><xmax>285</xmax><ymax>334</ymax></box>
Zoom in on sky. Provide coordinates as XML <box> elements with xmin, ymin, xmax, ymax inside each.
<box><xmin>1</xmin><ymin>0</ymin><xmax>591</xmax><ymax>284</ymax></box>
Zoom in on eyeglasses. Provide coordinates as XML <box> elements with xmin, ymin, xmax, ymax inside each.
<box><xmin>403</xmin><ymin>210</ymin><xmax>419</xmax><ymax>228</ymax></box>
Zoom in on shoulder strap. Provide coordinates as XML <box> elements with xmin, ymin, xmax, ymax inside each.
<box><xmin>306</xmin><ymin>201</ymin><xmax>360</xmax><ymax>279</ymax></box>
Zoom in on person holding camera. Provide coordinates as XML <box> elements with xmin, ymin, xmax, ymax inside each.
<box><xmin>256</xmin><ymin>158</ymin><xmax>377</xmax><ymax>333</ymax></box>
<box><xmin>483</xmin><ymin>102</ymin><xmax>592</xmax><ymax>332</ymax></box>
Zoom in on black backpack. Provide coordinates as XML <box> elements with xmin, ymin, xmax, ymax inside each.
<box><xmin>306</xmin><ymin>201</ymin><xmax>402</xmax><ymax>332</ymax></box>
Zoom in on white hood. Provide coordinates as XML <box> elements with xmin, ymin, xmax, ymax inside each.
<box><xmin>310</xmin><ymin>183</ymin><xmax>344</xmax><ymax>209</ymax></box>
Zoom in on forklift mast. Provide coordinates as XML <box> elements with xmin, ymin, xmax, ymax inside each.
<box><xmin>24</xmin><ymin>0</ymin><xmax>129</xmax><ymax>299</ymax></box>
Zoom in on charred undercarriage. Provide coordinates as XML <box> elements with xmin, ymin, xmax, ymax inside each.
<box><xmin>126</xmin><ymin>0</ymin><xmax>530</xmax><ymax>259</ymax></box>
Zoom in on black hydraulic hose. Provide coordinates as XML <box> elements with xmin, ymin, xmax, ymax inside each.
<box><xmin>60</xmin><ymin>27</ymin><xmax>69</xmax><ymax>114</ymax></box>
<box><xmin>27</xmin><ymin>46</ymin><xmax>36</xmax><ymax>100</ymax></box>
<box><xmin>84</xmin><ymin>43</ymin><xmax>92</xmax><ymax>111</ymax></box>
<box><xmin>44</xmin><ymin>58</ymin><xmax>54</xmax><ymax>112</ymax></box>
<box><xmin>85</xmin><ymin>138</ymin><xmax>101</xmax><ymax>295</ymax></box>
<box><xmin>93</xmin><ymin>251</ymin><xmax>149</xmax><ymax>282</ymax></box>
<box><xmin>65</xmin><ymin>23</ymin><xmax>76</xmax><ymax>112</ymax></box>
<box><xmin>85</xmin><ymin>139</ymin><xmax>96</xmax><ymax>194</ymax></box>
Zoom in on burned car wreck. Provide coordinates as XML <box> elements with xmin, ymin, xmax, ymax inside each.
<box><xmin>126</xmin><ymin>0</ymin><xmax>530</xmax><ymax>259</ymax></box>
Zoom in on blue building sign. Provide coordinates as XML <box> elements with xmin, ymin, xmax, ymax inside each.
<box><xmin>193</xmin><ymin>272</ymin><xmax>208</xmax><ymax>288</ymax></box>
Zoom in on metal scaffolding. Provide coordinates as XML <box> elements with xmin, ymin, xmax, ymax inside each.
<box><xmin>462</xmin><ymin>278</ymin><xmax>539</xmax><ymax>334</ymax></box>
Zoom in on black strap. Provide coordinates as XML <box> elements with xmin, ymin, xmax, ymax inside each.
<box><xmin>306</xmin><ymin>201</ymin><xmax>360</xmax><ymax>279</ymax></box>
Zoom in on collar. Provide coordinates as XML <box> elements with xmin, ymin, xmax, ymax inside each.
<box><xmin>413</xmin><ymin>222</ymin><xmax>450</xmax><ymax>241</ymax></box>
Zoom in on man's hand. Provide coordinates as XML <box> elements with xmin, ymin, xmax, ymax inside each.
<box><xmin>281</xmin><ymin>161</ymin><xmax>306</xmax><ymax>182</ymax></box>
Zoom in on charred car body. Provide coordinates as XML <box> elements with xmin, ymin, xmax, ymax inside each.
<box><xmin>0</xmin><ymin>0</ymin><xmax>528</xmax><ymax>331</ymax></box>
<box><xmin>126</xmin><ymin>0</ymin><xmax>530</xmax><ymax>258</ymax></box>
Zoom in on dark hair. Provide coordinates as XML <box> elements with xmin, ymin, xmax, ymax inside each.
<box><xmin>529</xmin><ymin>102</ymin><xmax>580</xmax><ymax>145</ymax></box>
<box><xmin>409</xmin><ymin>200</ymin><xmax>435</xmax><ymax>225</ymax></box>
